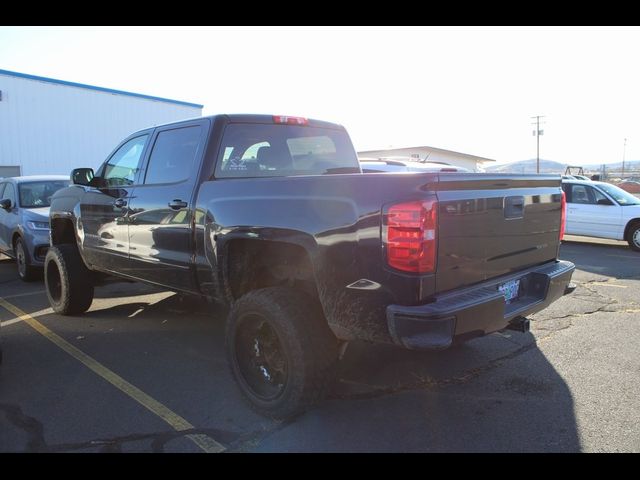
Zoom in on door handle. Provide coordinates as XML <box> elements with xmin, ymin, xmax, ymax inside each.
<box><xmin>168</xmin><ymin>199</ymin><xmax>188</xmax><ymax>210</ymax></box>
<box><xmin>114</xmin><ymin>198</ymin><xmax>127</xmax><ymax>208</ymax></box>
<box><xmin>504</xmin><ymin>196</ymin><xmax>525</xmax><ymax>219</ymax></box>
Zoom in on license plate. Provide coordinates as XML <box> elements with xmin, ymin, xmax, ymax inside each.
<box><xmin>498</xmin><ymin>279</ymin><xmax>520</xmax><ymax>304</ymax></box>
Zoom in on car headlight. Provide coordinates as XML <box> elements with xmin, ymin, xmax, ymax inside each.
<box><xmin>26</xmin><ymin>221</ymin><xmax>50</xmax><ymax>231</ymax></box>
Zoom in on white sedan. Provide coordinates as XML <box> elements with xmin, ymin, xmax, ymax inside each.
<box><xmin>562</xmin><ymin>180</ymin><xmax>640</xmax><ymax>251</ymax></box>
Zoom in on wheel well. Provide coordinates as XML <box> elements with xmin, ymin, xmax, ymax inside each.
<box><xmin>624</xmin><ymin>219</ymin><xmax>640</xmax><ymax>239</ymax></box>
<box><xmin>51</xmin><ymin>218</ymin><xmax>76</xmax><ymax>245</ymax></box>
<box><xmin>224</xmin><ymin>239</ymin><xmax>318</xmax><ymax>302</ymax></box>
<box><xmin>12</xmin><ymin>232</ymin><xmax>21</xmax><ymax>250</ymax></box>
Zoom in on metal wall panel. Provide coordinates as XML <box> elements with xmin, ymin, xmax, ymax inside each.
<box><xmin>0</xmin><ymin>73</ymin><xmax>202</xmax><ymax>176</ymax></box>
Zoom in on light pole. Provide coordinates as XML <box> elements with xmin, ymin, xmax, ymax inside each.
<box><xmin>531</xmin><ymin>116</ymin><xmax>545</xmax><ymax>173</ymax></box>
<box><xmin>622</xmin><ymin>138</ymin><xmax>627</xmax><ymax>179</ymax></box>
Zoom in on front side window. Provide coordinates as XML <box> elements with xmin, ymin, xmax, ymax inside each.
<box><xmin>2</xmin><ymin>183</ymin><xmax>16</xmax><ymax>206</ymax></box>
<box><xmin>591</xmin><ymin>188</ymin><xmax>609</xmax><ymax>204</ymax></box>
<box><xmin>144</xmin><ymin>126</ymin><xmax>202</xmax><ymax>185</ymax></box>
<box><xmin>18</xmin><ymin>181</ymin><xmax>69</xmax><ymax>208</ymax></box>
<box><xmin>102</xmin><ymin>135</ymin><xmax>149</xmax><ymax>187</ymax></box>
<box><xmin>215</xmin><ymin>123</ymin><xmax>359</xmax><ymax>178</ymax></box>
<box><xmin>0</xmin><ymin>183</ymin><xmax>6</xmax><ymax>200</ymax></box>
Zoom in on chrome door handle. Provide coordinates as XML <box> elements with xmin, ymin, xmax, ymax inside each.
<box><xmin>168</xmin><ymin>199</ymin><xmax>187</xmax><ymax>210</ymax></box>
<box><xmin>114</xmin><ymin>198</ymin><xmax>127</xmax><ymax>208</ymax></box>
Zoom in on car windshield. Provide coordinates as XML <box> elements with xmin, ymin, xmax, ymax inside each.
<box><xmin>597</xmin><ymin>183</ymin><xmax>640</xmax><ymax>206</ymax></box>
<box><xmin>18</xmin><ymin>181</ymin><xmax>69</xmax><ymax>208</ymax></box>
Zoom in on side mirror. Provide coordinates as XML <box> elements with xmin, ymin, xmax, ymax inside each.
<box><xmin>597</xmin><ymin>198</ymin><xmax>614</xmax><ymax>206</ymax></box>
<box><xmin>0</xmin><ymin>198</ymin><xmax>11</xmax><ymax>210</ymax></box>
<box><xmin>71</xmin><ymin>168</ymin><xmax>95</xmax><ymax>186</ymax></box>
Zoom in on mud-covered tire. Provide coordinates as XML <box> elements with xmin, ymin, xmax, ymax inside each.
<box><xmin>626</xmin><ymin>222</ymin><xmax>640</xmax><ymax>252</ymax></box>
<box><xmin>44</xmin><ymin>244</ymin><xmax>94</xmax><ymax>315</ymax></box>
<box><xmin>226</xmin><ymin>287</ymin><xmax>338</xmax><ymax>419</ymax></box>
<box><xmin>14</xmin><ymin>237</ymin><xmax>39</xmax><ymax>282</ymax></box>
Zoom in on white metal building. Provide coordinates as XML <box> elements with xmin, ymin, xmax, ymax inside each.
<box><xmin>0</xmin><ymin>69</ymin><xmax>203</xmax><ymax>177</ymax></box>
<box><xmin>358</xmin><ymin>145</ymin><xmax>496</xmax><ymax>172</ymax></box>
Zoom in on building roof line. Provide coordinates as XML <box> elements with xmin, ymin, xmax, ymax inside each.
<box><xmin>0</xmin><ymin>68</ymin><xmax>204</xmax><ymax>109</ymax></box>
<box><xmin>358</xmin><ymin>145</ymin><xmax>497</xmax><ymax>162</ymax></box>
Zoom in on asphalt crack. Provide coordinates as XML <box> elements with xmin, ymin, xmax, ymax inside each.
<box><xmin>0</xmin><ymin>403</ymin><xmax>47</xmax><ymax>452</ymax></box>
<box><xmin>328</xmin><ymin>340</ymin><xmax>540</xmax><ymax>403</ymax></box>
<box><xmin>47</xmin><ymin>427</ymin><xmax>238</xmax><ymax>453</ymax></box>
<box><xmin>0</xmin><ymin>402</ymin><xmax>239</xmax><ymax>452</ymax></box>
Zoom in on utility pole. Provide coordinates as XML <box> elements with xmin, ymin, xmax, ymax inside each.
<box><xmin>531</xmin><ymin>116</ymin><xmax>545</xmax><ymax>173</ymax></box>
<box><xmin>622</xmin><ymin>138</ymin><xmax>627</xmax><ymax>179</ymax></box>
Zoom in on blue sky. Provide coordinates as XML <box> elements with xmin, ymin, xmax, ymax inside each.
<box><xmin>1</xmin><ymin>26</ymin><xmax>639</xmax><ymax>165</ymax></box>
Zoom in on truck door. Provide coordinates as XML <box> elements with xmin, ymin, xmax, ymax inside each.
<box><xmin>126</xmin><ymin>121</ymin><xmax>207</xmax><ymax>292</ymax></box>
<box><xmin>79</xmin><ymin>134</ymin><xmax>150</xmax><ymax>270</ymax></box>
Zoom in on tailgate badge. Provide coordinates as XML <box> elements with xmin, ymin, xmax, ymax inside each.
<box><xmin>346</xmin><ymin>279</ymin><xmax>382</xmax><ymax>290</ymax></box>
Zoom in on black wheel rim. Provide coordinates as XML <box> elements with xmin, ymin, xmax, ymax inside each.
<box><xmin>16</xmin><ymin>242</ymin><xmax>26</xmax><ymax>278</ymax></box>
<box><xmin>46</xmin><ymin>261</ymin><xmax>62</xmax><ymax>302</ymax></box>
<box><xmin>235</xmin><ymin>314</ymin><xmax>288</xmax><ymax>401</ymax></box>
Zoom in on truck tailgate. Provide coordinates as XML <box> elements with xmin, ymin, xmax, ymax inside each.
<box><xmin>434</xmin><ymin>174</ymin><xmax>563</xmax><ymax>294</ymax></box>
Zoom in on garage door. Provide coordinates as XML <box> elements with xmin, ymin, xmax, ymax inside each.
<box><xmin>0</xmin><ymin>166</ymin><xmax>21</xmax><ymax>178</ymax></box>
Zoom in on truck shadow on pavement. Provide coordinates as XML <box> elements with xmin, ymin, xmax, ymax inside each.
<box><xmin>311</xmin><ymin>335</ymin><xmax>580</xmax><ymax>452</ymax></box>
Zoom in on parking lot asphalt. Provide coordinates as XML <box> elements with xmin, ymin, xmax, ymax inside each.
<box><xmin>1</xmin><ymin>236</ymin><xmax>639</xmax><ymax>452</ymax></box>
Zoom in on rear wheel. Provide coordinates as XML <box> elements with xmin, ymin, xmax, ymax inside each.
<box><xmin>44</xmin><ymin>244</ymin><xmax>94</xmax><ymax>315</ymax></box>
<box><xmin>627</xmin><ymin>222</ymin><xmax>640</xmax><ymax>252</ymax></box>
<box><xmin>14</xmin><ymin>237</ymin><xmax>39</xmax><ymax>282</ymax></box>
<box><xmin>226</xmin><ymin>287</ymin><xmax>338</xmax><ymax>419</ymax></box>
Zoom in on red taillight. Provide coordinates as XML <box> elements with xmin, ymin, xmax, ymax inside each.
<box><xmin>384</xmin><ymin>199</ymin><xmax>438</xmax><ymax>274</ymax></box>
<box><xmin>560</xmin><ymin>190</ymin><xmax>566</xmax><ymax>241</ymax></box>
<box><xmin>273</xmin><ymin>115</ymin><xmax>308</xmax><ymax>125</ymax></box>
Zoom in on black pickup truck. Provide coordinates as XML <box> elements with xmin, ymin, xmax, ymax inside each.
<box><xmin>46</xmin><ymin>114</ymin><xmax>575</xmax><ymax>418</ymax></box>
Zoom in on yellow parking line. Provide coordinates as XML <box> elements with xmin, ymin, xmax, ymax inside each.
<box><xmin>0</xmin><ymin>297</ymin><xmax>225</xmax><ymax>453</ymax></box>
<box><xmin>1</xmin><ymin>307</ymin><xmax>53</xmax><ymax>327</ymax></box>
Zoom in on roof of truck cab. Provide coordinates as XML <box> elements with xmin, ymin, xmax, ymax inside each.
<box><xmin>133</xmin><ymin>114</ymin><xmax>346</xmax><ymax>134</ymax></box>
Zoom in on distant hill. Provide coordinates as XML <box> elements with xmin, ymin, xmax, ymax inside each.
<box><xmin>586</xmin><ymin>160</ymin><xmax>640</xmax><ymax>170</ymax></box>
<box><xmin>485</xmin><ymin>159</ymin><xmax>566</xmax><ymax>174</ymax></box>
<box><xmin>487</xmin><ymin>159</ymin><xmax>640</xmax><ymax>174</ymax></box>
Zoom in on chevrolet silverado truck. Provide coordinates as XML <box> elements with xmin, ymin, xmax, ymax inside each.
<box><xmin>46</xmin><ymin>114</ymin><xmax>575</xmax><ymax>418</ymax></box>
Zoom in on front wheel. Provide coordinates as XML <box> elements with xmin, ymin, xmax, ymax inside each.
<box><xmin>44</xmin><ymin>244</ymin><xmax>94</xmax><ymax>315</ymax></box>
<box><xmin>15</xmin><ymin>237</ymin><xmax>39</xmax><ymax>282</ymax></box>
<box><xmin>627</xmin><ymin>222</ymin><xmax>640</xmax><ymax>252</ymax></box>
<box><xmin>226</xmin><ymin>287</ymin><xmax>338</xmax><ymax>419</ymax></box>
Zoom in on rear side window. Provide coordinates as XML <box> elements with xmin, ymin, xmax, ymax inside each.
<box><xmin>215</xmin><ymin>123</ymin><xmax>359</xmax><ymax>178</ymax></box>
<box><xmin>565</xmin><ymin>184</ymin><xmax>592</xmax><ymax>204</ymax></box>
<box><xmin>144</xmin><ymin>126</ymin><xmax>202</xmax><ymax>185</ymax></box>
<box><xmin>0</xmin><ymin>183</ymin><xmax>5</xmax><ymax>199</ymax></box>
